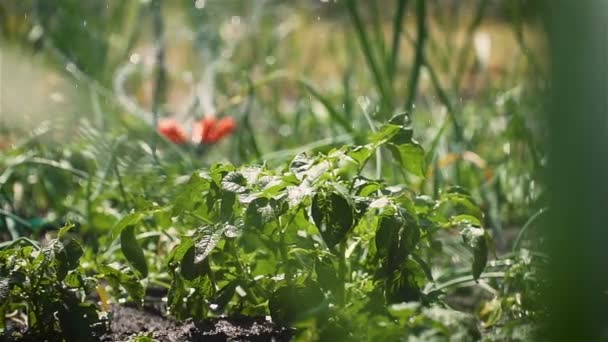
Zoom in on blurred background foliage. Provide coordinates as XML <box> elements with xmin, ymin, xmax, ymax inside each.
<box><xmin>0</xmin><ymin>1</ymin><xmax>548</xmax><ymax>339</ymax></box>
<box><xmin>0</xmin><ymin>0</ymin><xmax>545</xmax><ymax>239</ymax></box>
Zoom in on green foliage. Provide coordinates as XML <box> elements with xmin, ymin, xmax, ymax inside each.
<box><xmin>0</xmin><ymin>225</ymin><xmax>105</xmax><ymax>340</ymax></box>
<box><xmin>0</xmin><ymin>0</ymin><xmax>546</xmax><ymax>340</ymax></box>
<box><xmin>86</xmin><ymin>120</ymin><xmax>493</xmax><ymax>339</ymax></box>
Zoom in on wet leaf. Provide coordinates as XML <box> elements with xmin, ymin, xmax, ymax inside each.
<box><xmin>269</xmin><ymin>283</ymin><xmax>326</xmax><ymax>325</ymax></box>
<box><xmin>461</xmin><ymin>226</ymin><xmax>489</xmax><ymax>280</ymax></box>
<box><xmin>311</xmin><ymin>191</ymin><xmax>354</xmax><ymax>248</ymax></box>
<box><xmin>112</xmin><ymin>212</ymin><xmax>144</xmax><ymax>239</ymax></box>
<box><xmin>54</xmin><ymin>238</ymin><xmax>83</xmax><ymax>280</ymax></box>
<box><xmin>121</xmin><ymin>226</ymin><xmax>148</xmax><ymax>278</ymax></box>
<box><xmin>0</xmin><ymin>277</ymin><xmax>9</xmax><ymax>305</ymax></box>
<box><xmin>387</xmin><ymin>142</ymin><xmax>425</xmax><ymax>177</ymax></box>
<box><xmin>290</xmin><ymin>153</ymin><xmax>315</xmax><ymax>176</ymax></box>
<box><xmin>193</xmin><ymin>226</ymin><xmax>224</xmax><ymax>264</ymax></box>
<box><xmin>245</xmin><ymin>197</ymin><xmax>276</xmax><ymax>228</ymax></box>
<box><xmin>221</xmin><ymin>171</ymin><xmax>247</xmax><ymax>194</ymax></box>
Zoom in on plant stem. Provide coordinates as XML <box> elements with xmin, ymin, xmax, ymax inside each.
<box><xmin>389</xmin><ymin>0</ymin><xmax>409</xmax><ymax>80</ymax></box>
<box><xmin>405</xmin><ymin>0</ymin><xmax>427</xmax><ymax>113</ymax></box>
<box><xmin>151</xmin><ymin>0</ymin><xmax>166</xmax><ymax>165</ymax></box>
<box><xmin>423</xmin><ymin>55</ymin><xmax>465</xmax><ymax>144</ymax></box>
<box><xmin>512</xmin><ymin>207</ymin><xmax>548</xmax><ymax>253</ymax></box>
<box><xmin>338</xmin><ymin>240</ymin><xmax>347</xmax><ymax>307</ymax></box>
<box><xmin>346</xmin><ymin>0</ymin><xmax>393</xmax><ymax>113</ymax></box>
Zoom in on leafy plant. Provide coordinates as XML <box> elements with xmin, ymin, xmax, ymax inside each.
<box><xmin>0</xmin><ymin>0</ymin><xmax>548</xmax><ymax>340</ymax></box>
<box><xmin>94</xmin><ymin>116</ymin><xmax>492</xmax><ymax>339</ymax></box>
<box><xmin>0</xmin><ymin>225</ymin><xmax>105</xmax><ymax>341</ymax></box>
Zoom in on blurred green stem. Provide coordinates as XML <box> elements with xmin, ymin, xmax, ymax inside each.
<box><xmin>543</xmin><ymin>0</ymin><xmax>608</xmax><ymax>339</ymax></box>
<box><xmin>423</xmin><ymin>55</ymin><xmax>465</xmax><ymax>144</ymax></box>
<box><xmin>512</xmin><ymin>207</ymin><xmax>547</xmax><ymax>253</ymax></box>
<box><xmin>151</xmin><ymin>0</ymin><xmax>166</xmax><ymax>165</ymax></box>
<box><xmin>346</xmin><ymin>0</ymin><xmax>393</xmax><ymax>114</ymax></box>
<box><xmin>338</xmin><ymin>240</ymin><xmax>347</xmax><ymax>307</ymax></box>
<box><xmin>405</xmin><ymin>0</ymin><xmax>427</xmax><ymax>113</ymax></box>
<box><xmin>388</xmin><ymin>0</ymin><xmax>409</xmax><ymax>80</ymax></box>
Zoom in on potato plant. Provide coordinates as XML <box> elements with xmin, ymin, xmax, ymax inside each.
<box><xmin>0</xmin><ymin>0</ymin><xmax>550</xmax><ymax>340</ymax></box>
<box><xmin>1</xmin><ymin>116</ymin><xmax>506</xmax><ymax>340</ymax></box>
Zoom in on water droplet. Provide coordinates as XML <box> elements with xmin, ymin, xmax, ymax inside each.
<box><xmin>265</xmin><ymin>56</ymin><xmax>276</xmax><ymax>66</ymax></box>
<box><xmin>28</xmin><ymin>25</ymin><xmax>43</xmax><ymax>42</ymax></box>
<box><xmin>129</xmin><ymin>53</ymin><xmax>141</xmax><ymax>64</ymax></box>
<box><xmin>194</xmin><ymin>0</ymin><xmax>206</xmax><ymax>9</ymax></box>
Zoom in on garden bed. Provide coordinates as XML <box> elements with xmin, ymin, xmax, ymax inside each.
<box><xmin>3</xmin><ymin>306</ymin><xmax>293</xmax><ymax>342</ymax></box>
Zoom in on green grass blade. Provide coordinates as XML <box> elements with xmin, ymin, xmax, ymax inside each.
<box><xmin>389</xmin><ymin>0</ymin><xmax>409</xmax><ymax>80</ymax></box>
<box><xmin>298</xmin><ymin>79</ymin><xmax>355</xmax><ymax>134</ymax></box>
<box><xmin>345</xmin><ymin>0</ymin><xmax>392</xmax><ymax>111</ymax></box>
<box><xmin>404</xmin><ymin>0</ymin><xmax>427</xmax><ymax>113</ymax></box>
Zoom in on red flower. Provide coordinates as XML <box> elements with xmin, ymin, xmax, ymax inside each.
<box><xmin>158</xmin><ymin>118</ymin><xmax>188</xmax><ymax>144</ymax></box>
<box><xmin>193</xmin><ymin>116</ymin><xmax>236</xmax><ymax>144</ymax></box>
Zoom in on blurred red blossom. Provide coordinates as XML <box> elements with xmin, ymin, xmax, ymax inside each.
<box><xmin>158</xmin><ymin>118</ymin><xmax>188</xmax><ymax>144</ymax></box>
<box><xmin>192</xmin><ymin>116</ymin><xmax>236</xmax><ymax>144</ymax></box>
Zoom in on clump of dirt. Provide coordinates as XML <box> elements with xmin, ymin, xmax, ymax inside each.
<box><xmin>2</xmin><ymin>306</ymin><xmax>293</xmax><ymax>342</ymax></box>
<box><xmin>104</xmin><ymin>306</ymin><xmax>294</xmax><ymax>342</ymax></box>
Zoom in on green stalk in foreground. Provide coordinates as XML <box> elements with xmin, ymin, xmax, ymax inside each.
<box><xmin>404</xmin><ymin>0</ymin><xmax>427</xmax><ymax>113</ymax></box>
<box><xmin>543</xmin><ymin>0</ymin><xmax>608</xmax><ymax>340</ymax></box>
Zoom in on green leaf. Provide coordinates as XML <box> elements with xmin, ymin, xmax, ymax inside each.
<box><xmin>290</xmin><ymin>153</ymin><xmax>315</xmax><ymax>175</ymax></box>
<box><xmin>112</xmin><ymin>212</ymin><xmax>144</xmax><ymax>239</ymax></box>
<box><xmin>389</xmin><ymin>302</ymin><xmax>421</xmax><ymax>323</ymax></box>
<box><xmin>245</xmin><ymin>197</ymin><xmax>277</xmax><ymax>228</ymax></box>
<box><xmin>167</xmin><ymin>237</ymin><xmax>194</xmax><ymax>267</ymax></box>
<box><xmin>213</xmin><ymin>281</ymin><xmax>239</xmax><ymax>313</ymax></box>
<box><xmin>269</xmin><ymin>283</ymin><xmax>326</xmax><ymax>325</ymax></box>
<box><xmin>370</xmin><ymin>124</ymin><xmax>401</xmax><ymax>146</ymax></box>
<box><xmin>220</xmin><ymin>190</ymin><xmax>236</xmax><ymax>221</ymax></box>
<box><xmin>209</xmin><ymin>163</ymin><xmax>236</xmax><ymax>185</ymax></box>
<box><xmin>388</xmin><ymin>112</ymin><xmax>410</xmax><ymax>126</ymax></box>
<box><xmin>387</xmin><ymin>142</ymin><xmax>425</xmax><ymax>177</ymax></box>
<box><xmin>346</xmin><ymin>145</ymin><xmax>375</xmax><ymax>166</ymax></box>
<box><xmin>385</xmin><ymin>264</ymin><xmax>422</xmax><ymax>303</ymax></box>
<box><xmin>438</xmin><ymin>192</ymin><xmax>483</xmax><ymax>221</ymax></box>
<box><xmin>180</xmin><ymin>245</ymin><xmax>208</xmax><ymax>280</ymax></box>
<box><xmin>132</xmin><ymin>335</ymin><xmax>156</xmax><ymax>342</ymax></box>
<box><xmin>121</xmin><ymin>226</ymin><xmax>148</xmax><ymax>278</ymax></box>
<box><xmin>286</xmin><ymin>183</ymin><xmax>314</xmax><ymax>207</ymax></box>
<box><xmin>0</xmin><ymin>277</ymin><xmax>9</xmax><ymax>306</ymax></box>
<box><xmin>221</xmin><ymin>171</ymin><xmax>248</xmax><ymax>194</ymax></box>
<box><xmin>376</xmin><ymin>212</ymin><xmax>420</xmax><ymax>280</ymax></box>
<box><xmin>54</xmin><ymin>239</ymin><xmax>84</xmax><ymax>280</ymax></box>
<box><xmin>57</xmin><ymin>223</ymin><xmax>75</xmax><ymax>238</ymax></box>
<box><xmin>352</xmin><ymin>176</ymin><xmax>383</xmax><ymax>197</ymax></box>
<box><xmin>311</xmin><ymin>190</ymin><xmax>354</xmax><ymax>248</ymax></box>
<box><xmin>172</xmin><ymin>172</ymin><xmax>212</xmax><ymax>214</ymax></box>
<box><xmin>461</xmin><ymin>226</ymin><xmax>489</xmax><ymax>281</ymax></box>
<box><xmin>99</xmin><ymin>265</ymin><xmax>144</xmax><ymax>303</ymax></box>
<box><xmin>316</xmin><ymin>256</ymin><xmax>340</xmax><ymax>294</ymax></box>
<box><xmin>193</xmin><ymin>226</ymin><xmax>225</xmax><ymax>264</ymax></box>
<box><xmin>57</xmin><ymin>300</ymin><xmax>103</xmax><ymax>341</ymax></box>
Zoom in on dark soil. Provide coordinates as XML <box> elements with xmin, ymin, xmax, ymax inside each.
<box><xmin>103</xmin><ymin>306</ymin><xmax>293</xmax><ymax>342</ymax></box>
<box><xmin>2</xmin><ymin>306</ymin><xmax>294</xmax><ymax>342</ymax></box>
